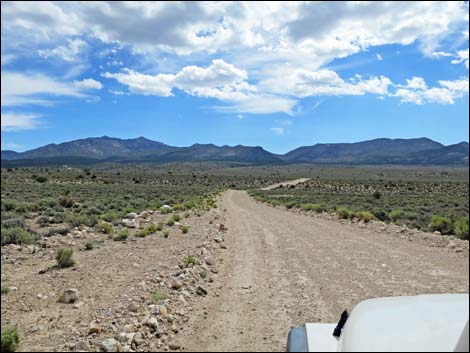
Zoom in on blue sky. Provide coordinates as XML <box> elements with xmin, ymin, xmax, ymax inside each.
<box><xmin>1</xmin><ymin>2</ymin><xmax>469</xmax><ymax>154</ymax></box>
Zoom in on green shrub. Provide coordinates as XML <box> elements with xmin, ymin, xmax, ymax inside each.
<box><xmin>372</xmin><ymin>209</ymin><xmax>390</xmax><ymax>222</ymax></box>
<box><xmin>166</xmin><ymin>219</ymin><xmax>175</xmax><ymax>226</ymax></box>
<box><xmin>356</xmin><ymin>211</ymin><xmax>375</xmax><ymax>223</ymax></box>
<box><xmin>430</xmin><ymin>215</ymin><xmax>453</xmax><ymax>235</ymax></box>
<box><xmin>156</xmin><ymin>222</ymin><xmax>163</xmax><ymax>231</ymax></box>
<box><xmin>1</xmin><ymin>286</ymin><xmax>10</xmax><ymax>295</ymax></box>
<box><xmin>172</xmin><ymin>213</ymin><xmax>181</xmax><ymax>222</ymax></box>
<box><xmin>100</xmin><ymin>211</ymin><xmax>120</xmax><ymax>223</ymax></box>
<box><xmin>56</xmin><ymin>248</ymin><xmax>75</xmax><ymax>268</ymax></box>
<box><xmin>113</xmin><ymin>229</ymin><xmax>129</xmax><ymax>241</ymax></box>
<box><xmin>137</xmin><ymin>225</ymin><xmax>157</xmax><ymax>238</ymax></box>
<box><xmin>1</xmin><ymin>227</ymin><xmax>35</xmax><ymax>246</ymax></box>
<box><xmin>454</xmin><ymin>217</ymin><xmax>469</xmax><ymax>240</ymax></box>
<box><xmin>184</xmin><ymin>212</ymin><xmax>190</xmax><ymax>218</ymax></box>
<box><xmin>34</xmin><ymin>175</ymin><xmax>48</xmax><ymax>183</ymax></box>
<box><xmin>160</xmin><ymin>207</ymin><xmax>171</xmax><ymax>214</ymax></box>
<box><xmin>389</xmin><ymin>209</ymin><xmax>405</xmax><ymax>222</ymax></box>
<box><xmin>336</xmin><ymin>207</ymin><xmax>352</xmax><ymax>219</ymax></box>
<box><xmin>151</xmin><ymin>291</ymin><xmax>169</xmax><ymax>303</ymax></box>
<box><xmin>84</xmin><ymin>241</ymin><xmax>95</xmax><ymax>250</ymax></box>
<box><xmin>66</xmin><ymin>213</ymin><xmax>98</xmax><ymax>227</ymax></box>
<box><xmin>183</xmin><ymin>255</ymin><xmax>196</xmax><ymax>267</ymax></box>
<box><xmin>163</xmin><ymin>230</ymin><xmax>169</xmax><ymax>238</ymax></box>
<box><xmin>59</xmin><ymin>196</ymin><xmax>74</xmax><ymax>208</ymax></box>
<box><xmin>2</xmin><ymin>218</ymin><xmax>25</xmax><ymax>229</ymax></box>
<box><xmin>98</xmin><ymin>222</ymin><xmax>114</xmax><ymax>235</ymax></box>
<box><xmin>1</xmin><ymin>325</ymin><xmax>20</xmax><ymax>352</ymax></box>
<box><xmin>181</xmin><ymin>225</ymin><xmax>189</xmax><ymax>234</ymax></box>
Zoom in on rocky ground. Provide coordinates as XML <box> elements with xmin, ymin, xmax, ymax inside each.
<box><xmin>1</xmin><ymin>189</ymin><xmax>468</xmax><ymax>352</ymax></box>
<box><xmin>1</xmin><ymin>206</ymin><xmax>230</xmax><ymax>352</ymax></box>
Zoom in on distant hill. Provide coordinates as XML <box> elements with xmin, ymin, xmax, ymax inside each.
<box><xmin>281</xmin><ymin>138</ymin><xmax>445</xmax><ymax>164</ymax></box>
<box><xmin>1</xmin><ymin>137</ymin><xmax>468</xmax><ymax>166</ymax></box>
<box><xmin>6</xmin><ymin>136</ymin><xmax>175</xmax><ymax>160</ymax></box>
<box><xmin>1</xmin><ymin>150</ymin><xmax>20</xmax><ymax>160</ymax></box>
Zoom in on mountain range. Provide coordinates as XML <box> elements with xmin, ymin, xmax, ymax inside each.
<box><xmin>1</xmin><ymin>136</ymin><xmax>468</xmax><ymax>166</ymax></box>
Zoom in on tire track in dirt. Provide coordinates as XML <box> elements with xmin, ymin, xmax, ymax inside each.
<box><xmin>179</xmin><ymin>190</ymin><xmax>469</xmax><ymax>352</ymax></box>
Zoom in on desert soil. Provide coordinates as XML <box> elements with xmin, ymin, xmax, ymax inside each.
<box><xmin>1</xmin><ymin>188</ymin><xmax>468</xmax><ymax>352</ymax></box>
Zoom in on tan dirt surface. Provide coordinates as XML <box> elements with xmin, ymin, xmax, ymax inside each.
<box><xmin>178</xmin><ymin>190</ymin><xmax>469</xmax><ymax>352</ymax></box>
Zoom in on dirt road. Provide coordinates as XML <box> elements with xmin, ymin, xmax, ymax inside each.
<box><xmin>180</xmin><ymin>190</ymin><xmax>469</xmax><ymax>352</ymax></box>
<box><xmin>260</xmin><ymin>178</ymin><xmax>310</xmax><ymax>190</ymax></box>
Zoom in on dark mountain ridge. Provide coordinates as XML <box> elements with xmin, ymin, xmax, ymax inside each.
<box><xmin>2</xmin><ymin>137</ymin><xmax>468</xmax><ymax>166</ymax></box>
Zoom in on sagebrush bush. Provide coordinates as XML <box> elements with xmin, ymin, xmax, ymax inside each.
<box><xmin>336</xmin><ymin>207</ymin><xmax>351</xmax><ymax>219</ymax></box>
<box><xmin>181</xmin><ymin>225</ymin><xmax>189</xmax><ymax>234</ymax></box>
<box><xmin>1</xmin><ymin>286</ymin><xmax>10</xmax><ymax>295</ymax></box>
<box><xmin>389</xmin><ymin>209</ymin><xmax>405</xmax><ymax>222</ymax></box>
<box><xmin>156</xmin><ymin>222</ymin><xmax>163</xmax><ymax>231</ymax></box>
<box><xmin>1</xmin><ymin>227</ymin><xmax>34</xmax><ymax>246</ymax></box>
<box><xmin>430</xmin><ymin>215</ymin><xmax>454</xmax><ymax>235</ymax></box>
<box><xmin>2</xmin><ymin>217</ymin><xmax>25</xmax><ymax>229</ymax></box>
<box><xmin>113</xmin><ymin>229</ymin><xmax>129</xmax><ymax>241</ymax></box>
<box><xmin>172</xmin><ymin>214</ymin><xmax>181</xmax><ymax>222</ymax></box>
<box><xmin>100</xmin><ymin>211</ymin><xmax>120</xmax><ymax>223</ymax></box>
<box><xmin>66</xmin><ymin>213</ymin><xmax>98</xmax><ymax>227</ymax></box>
<box><xmin>34</xmin><ymin>175</ymin><xmax>48</xmax><ymax>183</ymax></box>
<box><xmin>454</xmin><ymin>217</ymin><xmax>469</xmax><ymax>240</ymax></box>
<box><xmin>98</xmin><ymin>222</ymin><xmax>114</xmax><ymax>235</ymax></box>
<box><xmin>183</xmin><ymin>255</ymin><xmax>196</xmax><ymax>267</ymax></box>
<box><xmin>56</xmin><ymin>247</ymin><xmax>75</xmax><ymax>268</ymax></box>
<box><xmin>166</xmin><ymin>219</ymin><xmax>175</xmax><ymax>226</ymax></box>
<box><xmin>356</xmin><ymin>211</ymin><xmax>375</xmax><ymax>223</ymax></box>
<box><xmin>1</xmin><ymin>325</ymin><xmax>20</xmax><ymax>352</ymax></box>
<box><xmin>84</xmin><ymin>241</ymin><xmax>95</xmax><ymax>250</ymax></box>
<box><xmin>59</xmin><ymin>195</ymin><xmax>74</xmax><ymax>208</ymax></box>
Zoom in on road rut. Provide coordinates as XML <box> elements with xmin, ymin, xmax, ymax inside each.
<box><xmin>179</xmin><ymin>190</ymin><xmax>469</xmax><ymax>351</ymax></box>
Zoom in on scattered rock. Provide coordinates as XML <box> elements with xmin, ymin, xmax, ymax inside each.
<box><xmin>169</xmin><ymin>343</ymin><xmax>181</xmax><ymax>350</ymax></box>
<box><xmin>88</xmin><ymin>322</ymin><xmax>102</xmax><ymax>335</ymax></box>
<box><xmin>143</xmin><ymin>316</ymin><xmax>159</xmax><ymax>329</ymax></box>
<box><xmin>101</xmin><ymin>338</ymin><xmax>120</xmax><ymax>352</ymax></box>
<box><xmin>122</xmin><ymin>219</ymin><xmax>138</xmax><ymax>228</ymax></box>
<box><xmin>204</xmin><ymin>257</ymin><xmax>214</xmax><ymax>266</ymax></box>
<box><xmin>171</xmin><ymin>280</ymin><xmax>183</xmax><ymax>290</ymax></box>
<box><xmin>125</xmin><ymin>212</ymin><xmax>138</xmax><ymax>219</ymax></box>
<box><xmin>75</xmin><ymin>340</ymin><xmax>90</xmax><ymax>351</ymax></box>
<box><xmin>58</xmin><ymin>289</ymin><xmax>78</xmax><ymax>304</ymax></box>
<box><xmin>132</xmin><ymin>332</ymin><xmax>144</xmax><ymax>346</ymax></box>
<box><xmin>159</xmin><ymin>305</ymin><xmax>169</xmax><ymax>318</ymax></box>
<box><xmin>447</xmin><ymin>241</ymin><xmax>457</xmax><ymax>249</ymax></box>
<box><xmin>127</xmin><ymin>302</ymin><xmax>139</xmax><ymax>313</ymax></box>
<box><xmin>196</xmin><ymin>285</ymin><xmax>208</xmax><ymax>296</ymax></box>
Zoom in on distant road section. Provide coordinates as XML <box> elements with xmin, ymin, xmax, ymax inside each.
<box><xmin>260</xmin><ymin>178</ymin><xmax>310</xmax><ymax>190</ymax></box>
